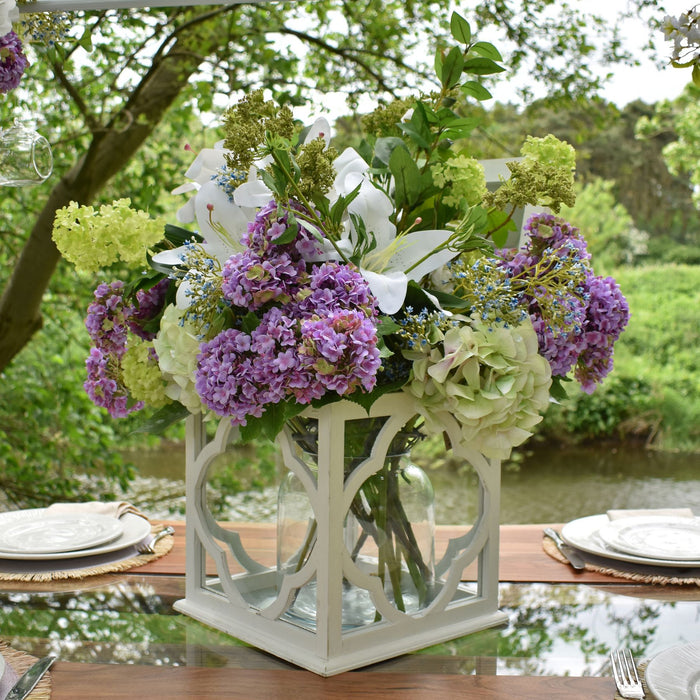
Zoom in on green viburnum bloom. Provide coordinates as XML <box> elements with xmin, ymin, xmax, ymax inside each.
<box><xmin>402</xmin><ymin>318</ymin><xmax>552</xmax><ymax>460</ymax></box>
<box><xmin>432</xmin><ymin>155</ymin><xmax>487</xmax><ymax>209</ymax></box>
<box><xmin>52</xmin><ymin>199</ymin><xmax>165</xmax><ymax>274</ymax></box>
<box><xmin>121</xmin><ymin>339</ymin><xmax>171</xmax><ymax>409</ymax></box>
<box><xmin>152</xmin><ymin>304</ymin><xmax>205</xmax><ymax>414</ymax></box>
<box><xmin>483</xmin><ymin>134</ymin><xmax>576</xmax><ymax>213</ymax></box>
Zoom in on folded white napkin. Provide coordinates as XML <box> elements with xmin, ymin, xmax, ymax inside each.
<box><xmin>0</xmin><ymin>655</ymin><xmax>18</xmax><ymax>700</ymax></box>
<box><xmin>45</xmin><ymin>500</ymin><xmax>149</xmax><ymax>521</ymax></box>
<box><xmin>607</xmin><ymin>508</ymin><xmax>695</xmax><ymax>520</ymax></box>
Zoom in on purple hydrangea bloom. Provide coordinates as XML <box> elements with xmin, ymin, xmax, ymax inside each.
<box><xmin>297</xmin><ymin>262</ymin><xmax>378</xmax><ymax>319</ymax></box>
<box><xmin>195</xmin><ymin>328</ymin><xmax>262</xmax><ymax>424</ymax></box>
<box><xmin>0</xmin><ymin>32</ymin><xmax>28</xmax><ymax>94</ymax></box>
<box><xmin>574</xmin><ymin>273</ymin><xmax>630</xmax><ymax>392</ymax></box>
<box><xmin>85</xmin><ymin>281</ymin><xmax>134</xmax><ymax>356</ymax></box>
<box><xmin>129</xmin><ymin>278</ymin><xmax>171</xmax><ymax>340</ymax></box>
<box><xmin>243</xmin><ymin>200</ymin><xmax>324</xmax><ymax>261</ymax></box>
<box><xmin>84</xmin><ymin>347</ymin><xmax>143</xmax><ymax>418</ymax></box>
<box><xmin>523</xmin><ymin>212</ymin><xmax>591</xmax><ymax>262</ymax></box>
<box><xmin>221</xmin><ymin>249</ymin><xmax>307</xmax><ymax>310</ymax></box>
<box><xmin>299</xmin><ymin>310</ymin><xmax>381</xmax><ymax>396</ymax></box>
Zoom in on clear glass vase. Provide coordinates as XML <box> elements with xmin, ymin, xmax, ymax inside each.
<box><xmin>277</xmin><ymin>415</ymin><xmax>436</xmax><ymax>629</ymax></box>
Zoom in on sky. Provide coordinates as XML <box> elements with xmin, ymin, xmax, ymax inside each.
<box><xmin>289</xmin><ymin>1</ymin><xmax>694</xmax><ymax>126</ymax></box>
<box><xmin>487</xmin><ymin>0</ymin><xmax>693</xmax><ymax>107</ymax></box>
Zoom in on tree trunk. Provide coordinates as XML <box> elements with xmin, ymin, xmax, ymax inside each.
<box><xmin>0</xmin><ymin>22</ymin><xmax>217</xmax><ymax>371</ymax></box>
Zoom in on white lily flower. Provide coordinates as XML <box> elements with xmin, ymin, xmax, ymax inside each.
<box><xmin>334</xmin><ymin>147</ymin><xmax>457</xmax><ymax>314</ymax></box>
<box><xmin>154</xmin><ymin>142</ymin><xmax>256</xmax><ymax>270</ymax></box>
<box><xmin>0</xmin><ymin>0</ymin><xmax>18</xmax><ymax>36</ymax></box>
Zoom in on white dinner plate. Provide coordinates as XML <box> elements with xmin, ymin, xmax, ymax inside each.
<box><xmin>646</xmin><ymin>640</ymin><xmax>700</xmax><ymax>700</ymax></box>
<box><xmin>0</xmin><ymin>512</ymin><xmax>123</xmax><ymax>554</ymax></box>
<box><xmin>598</xmin><ymin>516</ymin><xmax>700</xmax><ymax>561</ymax></box>
<box><xmin>560</xmin><ymin>514</ymin><xmax>700</xmax><ymax>568</ymax></box>
<box><xmin>0</xmin><ymin>509</ymin><xmax>151</xmax><ymax>560</ymax></box>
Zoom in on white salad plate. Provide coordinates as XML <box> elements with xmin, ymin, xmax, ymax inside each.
<box><xmin>560</xmin><ymin>514</ymin><xmax>700</xmax><ymax>568</ymax></box>
<box><xmin>598</xmin><ymin>516</ymin><xmax>700</xmax><ymax>561</ymax></box>
<box><xmin>646</xmin><ymin>640</ymin><xmax>700</xmax><ymax>700</ymax></box>
<box><xmin>0</xmin><ymin>512</ymin><xmax>123</xmax><ymax>554</ymax></box>
<box><xmin>0</xmin><ymin>509</ymin><xmax>151</xmax><ymax>560</ymax></box>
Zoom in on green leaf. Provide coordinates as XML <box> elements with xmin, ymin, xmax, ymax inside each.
<box><xmin>241</xmin><ymin>311</ymin><xmax>260</xmax><ymax>333</ymax></box>
<box><xmin>373</xmin><ymin>137</ymin><xmax>406</xmax><ymax>167</ymax></box>
<box><xmin>434</xmin><ymin>51</ymin><xmax>443</xmax><ymax>84</ymax></box>
<box><xmin>693</xmin><ymin>63</ymin><xmax>700</xmax><ymax>87</ymax></box>
<box><xmin>133</xmin><ymin>403</ymin><xmax>190</xmax><ymax>435</ymax></box>
<box><xmin>164</xmin><ymin>223</ymin><xmax>202</xmax><ymax>245</ymax></box>
<box><xmin>442</xmin><ymin>116</ymin><xmax>481</xmax><ymax>140</ymax></box>
<box><xmin>450</xmin><ymin>12</ymin><xmax>471</xmax><ymax>45</ymax></box>
<box><xmin>240</xmin><ymin>401</ymin><xmax>305</xmax><ymax>443</ymax></box>
<box><xmin>377</xmin><ymin>315</ymin><xmax>402</xmax><ymax>337</ymax></box>
<box><xmin>488</xmin><ymin>209</ymin><xmax>516</xmax><ymax>248</ymax></box>
<box><xmin>399</xmin><ymin>103</ymin><xmax>432</xmax><ymax>149</ymax></box>
<box><xmin>427</xmin><ymin>288</ymin><xmax>471</xmax><ymax>310</ymax></box>
<box><xmin>463</xmin><ymin>57</ymin><xmax>506</xmax><ymax>76</ymax></box>
<box><xmin>441</xmin><ymin>46</ymin><xmax>465</xmax><ymax>89</ymax></box>
<box><xmin>271</xmin><ymin>210</ymin><xmax>298</xmax><ymax>244</ymax></box>
<box><xmin>462</xmin><ymin>80</ymin><xmax>493</xmax><ymax>101</ymax></box>
<box><xmin>78</xmin><ymin>27</ymin><xmax>93</xmax><ymax>52</ymax></box>
<box><xmin>389</xmin><ymin>146</ymin><xmax>424</xmax><ymax>210</ymax></box>
<box><xmin>470</xmin><ymin>41</ymin><xmax>503</xmax><ymax>62</ymax></box>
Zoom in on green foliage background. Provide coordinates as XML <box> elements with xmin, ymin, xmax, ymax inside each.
<box><xmin>1</xmin><ymin>3</ymin><xmax>698</xmax><ymax>507</ymax></box>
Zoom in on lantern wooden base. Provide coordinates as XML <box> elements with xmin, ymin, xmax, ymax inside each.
<box><xmin>174</xmin><ymin>394</ymin><xmax>507</xmax><ymax>676</ymax></box>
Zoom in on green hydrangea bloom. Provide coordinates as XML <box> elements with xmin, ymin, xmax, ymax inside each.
<box><xmin>432</xmin><ymin>156</ymin><xmax>487</xmax><ymax>209</ymax></box>
<box><xmin>402</xmin><ymin>318</ymin><xmax>552</xmax><ymax>460</ymax></box>
<box><xmin>521</xmin><ymin>134</ymin><xmax>576</xmax><ymax>171</ymax></box>
<box><xmin>483</xmin><ymin>134</ymin><xmax>576</xmax><ymax>213</ymax></box>
<box><xmin>52</xmin><ymin>199</ymin><xmax>165</xmax><ymax>274</ymax></box>
<box><xmin>152</xmin><ymin>304</ymin><xmax>205</xmax><ymax>414</ymax></box>
<box><xmin>121</xmin><ymin>339</ymin><xmax>171</xmax><ymax>409</ymax></box>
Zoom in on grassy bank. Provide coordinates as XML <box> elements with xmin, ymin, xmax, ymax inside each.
<box><xmin>539</xmin><ymin>264</ymin><xmax>700</xmax><ymax>452</ymax></box>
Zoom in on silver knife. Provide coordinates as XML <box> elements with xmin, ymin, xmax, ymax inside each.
<box><xmin>544</xmin><ymin>528</ymin><xmax>586</xmax><ymax>571</ymax></box>
<box><xmin>6</xmin><ymin>655</ymin><xmax>56</xmax><ymax>700</ymax></box>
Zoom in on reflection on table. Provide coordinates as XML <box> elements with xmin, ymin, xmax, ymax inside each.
<box><xmin>0</xmin><ymin>522</ymin><xmax>698</xmax><ymax>699</ymax></box>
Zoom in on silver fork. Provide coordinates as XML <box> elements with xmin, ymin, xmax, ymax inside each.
<box><xmin>136</xmin><ymin>526</ymin><xmax>175</xmax><ymax>555</ymax></box>
<box><xmin>610</xmin><ymin>648</ymin><xmax>645</xmax><ymax>699</ymax></box>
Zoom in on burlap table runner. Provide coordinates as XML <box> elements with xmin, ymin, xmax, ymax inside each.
<box><xmin>0</xmin><ymin>641</ymin><xmax>51</xmax><ymax>699</ymax></box>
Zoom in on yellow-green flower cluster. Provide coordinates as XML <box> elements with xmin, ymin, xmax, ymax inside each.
<box><xmin>52</xmin><ymin>199</ymin><xmax>165</xmax><ymax>274</ymax></box>
<box><xmin>483</xmin><ymin>134</ymin><xmax>576</xmax><ymax>213</ymax></box>
<box><xmin>121</xmin><ymin>339</ymin><xmax>171</xmax><ymax>408</ymax></box>
<box><xmin>432</xmin><ymin>156</ymin><xmax>487</xmax><ymax>209</ymax></box>
<box><xmin>402</xmin><ymin>318</ymin><xmax>551</xmax><ymax>460</ymax></box>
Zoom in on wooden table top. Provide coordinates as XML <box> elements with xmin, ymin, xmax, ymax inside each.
<box><xmin>4</xmin><ymin>521</ymin><xmax>698</xmax><ymax>698</ymax></box>
<box><xmin>130</xmin><ymin>520</ymin><xmax>699</xmax><ymax>589</ymax></box>
<box><xmin>48</xmin><ymin>663</ymin><xmax>617</xmax><ymax>699</ymax></box>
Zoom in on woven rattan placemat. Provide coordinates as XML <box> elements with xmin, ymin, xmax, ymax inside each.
<box><xmin>542</xmin><ymin>536</ymin><xmax>700</xmax><ymax>586</ymax></box>
<box><xmin>0</xmin><ymin>530</ymin><xmax>173</xmax><ymax>583</ymax></box>
<box><xmin>0</xmin><ymin>640</ymin><xmax>51</xmax><ymax>699</ymax></box>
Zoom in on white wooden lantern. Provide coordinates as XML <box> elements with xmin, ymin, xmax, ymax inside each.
<box><xmin>174</xmin><ymin>393</ymin><xmax>507</xmax><ymax>676</ymax></box>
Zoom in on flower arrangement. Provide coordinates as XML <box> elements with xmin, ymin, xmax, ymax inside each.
<box><xmin>663</xmin><ymin>5</ymin><xmax>700</xmax><ymax>85</ymax></box>
<box><xmin>1</xmin><ymin>0</ymin><xmax>68</xmax><ymax>93</ymax></box>
<box><xmin>53</xmin><ymin>11</ymin><xmax>629</xmax><ymax>461</ymax></box>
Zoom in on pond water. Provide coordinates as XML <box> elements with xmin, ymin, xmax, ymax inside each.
<box><xmin>124</xmin><ymin>441</ymin><xmax>700</xmax><ymax>524</ymax></box>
